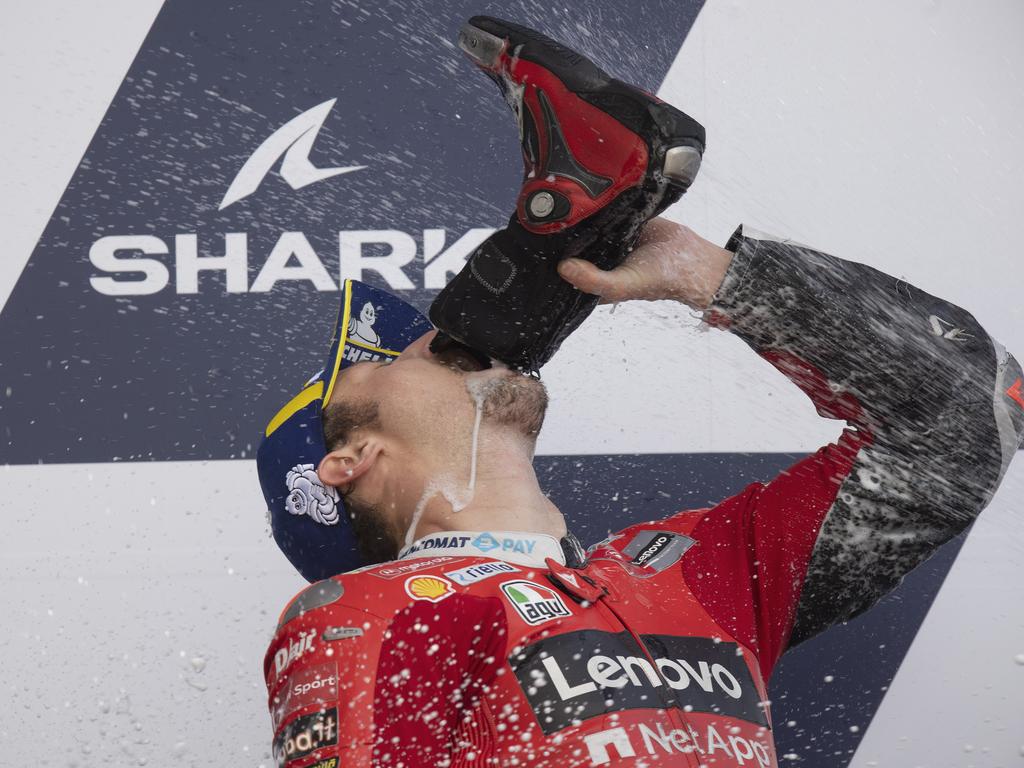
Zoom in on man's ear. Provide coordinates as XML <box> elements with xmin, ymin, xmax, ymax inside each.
<box><xmin>317</xmin><ymin>438</ymin><xmax>383</xmax><ymax>490</ymax></box>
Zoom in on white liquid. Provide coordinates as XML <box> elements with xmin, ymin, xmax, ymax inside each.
<box><xmin>467</xmin><ymin>384</ymin><xmax>486</xmax><ymax>493</ymax></box>
<box><xmin>404</xmin><ymin>481</ymin><xmax>439</xmax><ymax>549</ymax></box>
<box><xmin>401</xmin><ymin>374</ymin><xmax>503</xmax><ymax>547</ymax></box>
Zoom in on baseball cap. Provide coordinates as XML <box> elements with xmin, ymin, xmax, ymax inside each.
<box><xmin>257</xmin><ymin>280</ymin><xmax>433</xmax><ymax>582</ymax></box>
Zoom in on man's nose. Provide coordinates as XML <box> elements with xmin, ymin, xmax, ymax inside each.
<box><xmin>398</xmin><ymin>330</ymin><xmax>438</xmax><ymax>361</ymax></box>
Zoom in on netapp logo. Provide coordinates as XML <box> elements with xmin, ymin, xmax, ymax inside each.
<box><xmin>88</xmin><ymin>228</ymin><xmax>494</xmax><ymax>296</ymax></box>
<box><xmin>584</xmin><ymin>723</ymin><xmax>772</xmax><ymax>767</ymax></box>
<box><xmin>511</xmin><ymin>630</ymin><xmax>767</xmax><ymax>734</ymax></box>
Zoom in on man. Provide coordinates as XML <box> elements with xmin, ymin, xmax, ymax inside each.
<box><xmin>257</xmin><ymin>16</ymin><xmax>1023</xmax><ymax>768</ymax></box>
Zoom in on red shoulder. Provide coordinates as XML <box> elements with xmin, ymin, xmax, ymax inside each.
<box><xmin>272</xmin><ymin>556</ymin><xmax>460</xmax><ymax>629</ymax></box>
<box><xmin>587</xmin><ymin>507</ymin><xmax>710</xmax><ymax>573</ymax></box>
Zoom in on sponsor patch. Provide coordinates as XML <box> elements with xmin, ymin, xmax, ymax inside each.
<box><xmin>322</xmin><ymin>626</ymin><xmax>363</xmax><ymax>642</ymax></box>
<box><xmin>273</xmin><ymin>708</ymin><xmax>338</xmax><ymax>766</ymax></box>
<box><xmin>500</xmin><ymin>580</ymin><xmax>572</xmax><ymax>626</ymax></box>
<box><xmin>402</xmin><ymin>534</ymin><xmax>474</xmax><ymax>556</ymax></box>
<box><xmin>584</xmin><ymin>722</ymin><xmax>773</xmax><ymax>767</ymax></box>
<box><xmin>622</xmin><ymin>530</ymin><xmax>695</xmax><ymax>572</ymax></box>
<box><xmin>471</xmin><ymin>532</ymin><xmax>537</xmax><ymax>556</ymax></box>
<box><xmin>284</xmin><ymin>464</ymin><xmax>340</xmax><ymax>526</ymax></box>
<box><xmin>404</xmin><ymin>575</ymin><xmax>454</xmax><ymax>603</ymax></box>
<box><xmin>369</xmin><ymin>557</ymin><xmax>452</xmax><ymax>580</ymax></box>
<box><xmin>270</xmin><ymin>662</ymin><xmax>338</xmax><ymax>730</ymax></box>
<box><xmin>278</xmin><ymin>579</ymin><xmax>344</xmax><ymax>629</ymax></box>
<box><xmin>445</xmin><ymin>561</ymin><xmax>519</xmax><ymax>586</ymax></box>
<box><xmin>274</xmin><ymin>628</ymin><xmax>317</xmax><ymax>680</ymax></box>
<box><xmin>509</xmin><ymin>630</ymin><xmax>767</xmax><ymax>734</ymax></box>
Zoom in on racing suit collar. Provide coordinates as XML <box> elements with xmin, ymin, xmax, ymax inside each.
<box><xmin>398</xmin><ymin>530</ymin><xmax>570</xmax><ymax>568</ymax></box>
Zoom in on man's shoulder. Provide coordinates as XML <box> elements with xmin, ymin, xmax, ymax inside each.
<box><xmin>274</xmin><ymin>555</ymin><xmax>524</xmax><ymax>631</ymax></box>
<box><xmin>588</xmin><ymin>508</ymin><xmax>710</xmax><ymax>567</ymax></box>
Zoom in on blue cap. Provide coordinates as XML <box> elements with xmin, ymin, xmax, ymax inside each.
<box><xmin>257</xmin><ymin>280</ymin><xmax>433</xmax><ymax>582</ymax></box>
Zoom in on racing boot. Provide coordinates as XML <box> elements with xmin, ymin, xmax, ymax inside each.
<box><xmin>429</xmin><ymin>15</ymin><xmax>705</xmax><ymax>373</ymax></box>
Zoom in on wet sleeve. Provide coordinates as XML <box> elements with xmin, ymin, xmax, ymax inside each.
<box><xmin>266</xmin><ymin>592</ymin><xmax>507</xmax><ymax>768</ymax></box>
<box><xmin>265</xmin><ymin>600</ymin><xmax>384</xmax><ymax>767</ymax></box>
<box><xmin>701</xmin><ymin>226</ymin><xmax>1024</xmax><ymax>666</ymax></box>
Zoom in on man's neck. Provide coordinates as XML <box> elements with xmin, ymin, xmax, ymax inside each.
<box><xmin>405</xmin><ymin>430</ymin><xmax>567</xmax><ymax>545</ymax></box>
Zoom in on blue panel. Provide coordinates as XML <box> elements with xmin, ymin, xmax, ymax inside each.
<box><xmin>0</xmin><ymin>0</ymin><xmax>703</xmax><ymax>465</ymax></box>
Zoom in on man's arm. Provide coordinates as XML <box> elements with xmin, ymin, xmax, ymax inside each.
<box><xmin>704</xmin><ymin>226</ymin><xmax>1022</xmax><ymax>644</ymax></box>
<box><xmin>562</xmin><ymin>220</ymin><xmax>1024</xmax><ymax>658</ymax></box>
<box><xmin>266</xmin><ymin>580</ymin><xmax>506</xmax><ymax>767</ymax></box>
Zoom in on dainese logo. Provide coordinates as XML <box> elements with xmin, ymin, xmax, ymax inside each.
<box><xmin>274</xmin><ymin>628</ymin><xmax>316</xmax><ymax>678</ymax></box>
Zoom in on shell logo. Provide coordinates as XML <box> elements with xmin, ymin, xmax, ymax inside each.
<box><xmin>404</xmin><ymin>575</ymin><xmax>454</xmax><ymax>603</ymax></box>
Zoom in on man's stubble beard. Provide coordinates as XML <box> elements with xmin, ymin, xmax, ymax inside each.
<box><xmin>348</xmin><ymin>496</ymin><xmax>400</xmax><ymax>565</ymax></box>
<box><xmin>476</xmin><ymin>373</ymin><xmax>549</xmax><ymax>438</ymax></box>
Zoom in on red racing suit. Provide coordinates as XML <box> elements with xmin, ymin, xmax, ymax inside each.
<box><xmin>264</xmin><ymin>228</ymin><xmax>1024</xmax><ymax>767</ymax></box>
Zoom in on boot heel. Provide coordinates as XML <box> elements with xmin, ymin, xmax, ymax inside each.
<box><xmin>662</xmin><ymin>145</ymin><xmax>702</xmax><ymax>190</ymax></box>
<box><xmin>458</xmin><ymin>22</ymin><xmax>505</xmax><ymax>68</ymax></box>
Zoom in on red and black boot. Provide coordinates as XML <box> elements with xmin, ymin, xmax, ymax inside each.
<box><xmin>429</xmin><ymin>15</ymin><xmax>705</xmax><ymax>372</ymax></box>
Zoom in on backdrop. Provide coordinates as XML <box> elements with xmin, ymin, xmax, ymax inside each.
<box><xmin>1</xmin><ymin>1</ymin><xmax>1022</xmax><ymax>766</ymax></box>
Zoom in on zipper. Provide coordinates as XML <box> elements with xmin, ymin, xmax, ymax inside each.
<box><xmin>593</xmin><ymin>587</ymin><xmax>707</xmax><ymax>767</ymax></box>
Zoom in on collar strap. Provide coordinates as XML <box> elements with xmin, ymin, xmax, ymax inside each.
<box><xmin>398</xmin><ymin>530</ymin><xmax>571</xmax><ymax>568</ymax></box>
<box><xmin>560</xmin><ymin>532</ymin><xmax>587</xmax><ymax>568</ymax></box>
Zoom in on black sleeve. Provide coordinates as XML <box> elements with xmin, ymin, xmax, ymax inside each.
<box><xmin>708</xmin><ymin>226</ymin><xmax>1024</xmax><ymax>646</ymax></box>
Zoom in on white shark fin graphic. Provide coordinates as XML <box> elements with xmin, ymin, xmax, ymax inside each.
<box><xmin>219</xmin><ymin>98</ymin><xmax>365</xmax><ymax>210</ymax></box>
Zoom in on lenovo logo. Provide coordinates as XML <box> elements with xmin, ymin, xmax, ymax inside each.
<box><xmin>510</xmin><ymin>630</ymin><xmax>767</xmax><ymax>734</ymax></box>
<box><xmin>541</xmin><ymin>649</ymin><xmax>743</xmax><ymax>701</ymax></box>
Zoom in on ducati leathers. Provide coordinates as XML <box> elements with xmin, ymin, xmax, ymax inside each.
<box><xmin>265</xmin><ymin>228</ymin><xmax>1024</xmax><ymax>767</ymax></box>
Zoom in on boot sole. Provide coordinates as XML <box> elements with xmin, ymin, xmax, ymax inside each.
<box><xmin>458</xmin><ymin>18</ymin><xmax>702</xmax><ymax>191</ymax></box>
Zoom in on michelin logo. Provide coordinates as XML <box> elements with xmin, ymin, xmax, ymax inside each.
<box><xmin>348</xmin><ymin>301</ymin><xmax>381</xmax><ymax>346</ymax></box>
<box><xmin>219</xmin><ymin>98</ymin><xmax>365</xmax><ymax>210</ymax></box>
<box><xmin>445</xmin><ymin>561</ymin><xmax>519</xmax><ymax>586</ymax></box>
<box><xmin>285</xmin><ymin>464</ymin><xmax>339</xmax><ymax>526</ymax></box>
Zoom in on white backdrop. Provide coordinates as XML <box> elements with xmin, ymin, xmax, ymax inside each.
<box><xmin>1</xmin><ymin>1</ymin><xmax>1022</xmax><ymax>766</ymax></box>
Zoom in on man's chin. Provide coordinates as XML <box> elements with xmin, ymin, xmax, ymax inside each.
<box><xmin>472</xmin><ymin>373</ymin><xmax>549</xmax><ymax>437</ymax></box>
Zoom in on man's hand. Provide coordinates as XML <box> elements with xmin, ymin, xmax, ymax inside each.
<box><xmin>557</xmin><ymin>217</ymin><xmax>734</xmax><ymax>309</ymax></box>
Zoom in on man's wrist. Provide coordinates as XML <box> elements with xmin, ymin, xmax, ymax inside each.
<box><xmin>668</xmin><ymin>225</ymin><xmax>735</xmax><ymax>309</ymax></box>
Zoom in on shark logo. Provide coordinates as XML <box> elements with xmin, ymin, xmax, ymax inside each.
<box><xmin>219</xmin><ymin>98</ymin><xmax>365</xmax><ymax>210</ymax></box>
